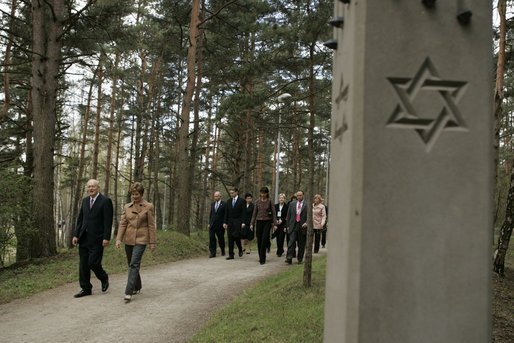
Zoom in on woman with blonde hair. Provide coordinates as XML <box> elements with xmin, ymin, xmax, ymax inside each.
<box><xmin>116</xmin><ymin>182</ymin><xmax>157</xmax><ymax>302</ymax></box>
<box><xmin>273</xmin><ymin>193</ymin><xmax>288</xmax><ymax>257</ymax></box>
<box><xmin>312</xmin><ymin>194</ymin><xmax>326</xmax><ymax>253</ymax></box>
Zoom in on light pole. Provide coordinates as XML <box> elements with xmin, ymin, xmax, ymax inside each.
<box><xmin>275</xmin><ymin>93</ymin><xmax>292</xmax><ymax>204</ymax></box>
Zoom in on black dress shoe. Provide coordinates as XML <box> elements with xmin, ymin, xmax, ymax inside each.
<box><xmin>209</xmin><ymin>254</ymin><xmax>216</xmax><ymax>258</ymax></box>
<box><xmin>74</xmin><ymin>290</ymin><xmax>92</xmax><ymax>298</ymax></box>
<box><xmin>260</xmin><ymin>261</ymin><xmax>265</xmax><ymax>265</ymax></box>
<box><xmin>238</xmin><ymin>251</ymin><xmax>243</xmax><ymax>257</ymax></box>
<box><xmin>101</xmin><ymin>278</ymin><xmax>109</xmax><ymax>292</ymax></box>
<box><xmin>297</xmin><ymin>259</ymin><xmax>303</xmax><ymax>264</ymax></box>
<box><xmin>285</xmin><ymin>259</ymin><xmax>292</xmax><ymax>264</ymax></box>
<box><xmin>221</xmin><ymin>251</ymin><xmax>226</xmax><ymax>256</ymax></box>
<box><xmin>226</xmin><ymin>256</ymin><xmax>234</xmax><ymax>260</ymax></box>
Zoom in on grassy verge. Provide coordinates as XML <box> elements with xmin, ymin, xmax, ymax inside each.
<box><xmin>0</xmin><ymin>230</ymin><xmax>208</xmax><ymax>304</ymax></box>
<box><xmin>189</xmin><ymin>256</ymin><xmax>326</xmax><ymax>343</ymax></box>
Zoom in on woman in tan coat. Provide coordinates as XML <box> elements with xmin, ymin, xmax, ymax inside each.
<box><xmin>312</xmin><ymin>194</ymin><xmax>326</xmax><ymax>253</ymax></box>
<box><xmin>116</xmin><ymin>182</ymin><xmax>156</xmax><ymax>302</ymax></box>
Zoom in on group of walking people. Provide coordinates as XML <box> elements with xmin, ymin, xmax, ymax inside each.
<box><xmin>72</xmin><ymin>179</ymin><xmax>156</xmax><ymax>303</ymax></box>
<box><xmin>71</xmin><ymin>178</ymin><xmax>327</xmax><ymax>304</ymax></box>
<box><xmin>208</xmin><ymin>187</ymin><xmax>327</xmax><ymax>265</ymax></box>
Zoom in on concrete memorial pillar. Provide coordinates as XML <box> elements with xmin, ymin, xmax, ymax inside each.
<box><xmin>324</xmin><ymin>1</ymin><xmax>492</xmax><ymax>342</ymax></box>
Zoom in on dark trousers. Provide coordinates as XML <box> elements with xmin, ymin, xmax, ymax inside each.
<box><xmin>321</xmin><ymin>229</ymin><xmax>327</xmax><ymax>247</ymax></box>
<box><xmin>256</xmin><ymin>220</ymin><xmax>272</xmax><ymax>263</ymax></box>
<box><xmin>286</xmin><ymin>222</ymin><xmax>306</xmax><ymax>262</ymax></box>
<box><xmin>209</xmin><ymin>227</ymin><xmax>225</xmax><ymax>255</ymax></box>
<box><xmin>275</xmin><ymin>226</ymin><xmax>286</xmax><ymax>256</ymax></box>
<box><xmin>227</xmin><ymin>229</ymin><xmax>242</xmax><ymax>257</ymax></box>
<box><xmin>79</xmin><ymin>242</ymin><xmax>108</xmax><ymax>291</ymax></box>
<box><xmin>124</xmin><ymin>244</ymin><xmax>146</xmax><ymax>295</ymax></box>
<box><xmin>286</xmin><ymin>233</ymin><xmax>297</xmax><ymax>258</ymax></box>
<box><xmin>314</xmin><ymin>230</ymin><xmax>321</xmax><ymax>252</ymax></box>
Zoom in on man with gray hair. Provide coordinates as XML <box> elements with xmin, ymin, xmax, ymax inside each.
<box><xmin>72</xmin><ymin>179</ymin><xmax>113</xmax><ymax>297</ymax></box>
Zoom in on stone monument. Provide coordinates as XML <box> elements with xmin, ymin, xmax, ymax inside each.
<box><xmin>324</xmin><ymin>1</ymin><xmax>492</xmax><ymax>342</ymax></box>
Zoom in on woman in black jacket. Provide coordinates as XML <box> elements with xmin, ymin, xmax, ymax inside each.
<box><xmin>240</xmin><ymin>193</ymin><xmax>254</xmax><ymax>254</ymax></box>
<box><xmin>274</xmin><ymin>193</ymin><xmax>288</xmax><ymax>257</ymax></box>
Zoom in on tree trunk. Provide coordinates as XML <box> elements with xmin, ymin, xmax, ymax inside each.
<box><xmin>210</xmin><ymin>124</ymin><xmax>220</xmax><ymax>194</ymax></box>
<box><xmin>494</xmin><ymin>171</ymin><xmax>514</xmax><ymax>276</ymax></box>
<box><xmin>200</xmin><ymin>102</ymin><xmax>213</xmax><ymax>229</ymax></box>
<box><xmin>92</xmin><ymin>55</ymin><xmax>104</xmax><ymax>179</ymax></box>
<box><xmin>303</xmin><ymin>40</ymin><xmax>316</xmax><ymax>287</ymax></box>
<box><xmin>113</xmin><ymin>107</ymin><xmax>124</xmax><ymax>237</ymax></box>
<box><xmin>24</xmin><ymin>91</ymin><xmax>34</xmax><ymax>177</ymax></box>
<box><xmin>176</xmin><ymin>0</ymin><xmax>200</xmax><ymax>235</ymax></box>
<box><xmin>30</xmin><ymin>0</ymin><xmax>65</xmax><ymax>257</ymax></box>
<box><xmin>0</xmin><ymin>0</ymin><xmax>18</xmax><ymax>122</ymax></box>
<box><xmin>190</xmin><ymin>2</ymin><xmax>205</xmax><ymax>230</ymax></box>
<box><xmin>104</xmin><ymin>51</ymin><xmax>120</xmax><ymax>196</ymax></box>
<box><xmin>494</xmin><ymin>0</ymin><xmax>507</xmax><ymax>226</ymax></box>
<box><xmin>133</xmin><ymin>51</ymin><xmax>147</xmax><ymax>182</ymax></box>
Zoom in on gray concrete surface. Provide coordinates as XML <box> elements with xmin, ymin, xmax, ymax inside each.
<box><xmin>325</xmin><ymin>1</ymin><xmax>492</xmax><ymax>342</ymax></box>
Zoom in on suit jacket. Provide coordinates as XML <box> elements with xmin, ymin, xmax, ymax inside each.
<box><xmin>243</xmin><ymin>203</ymin><xmax>254</xmax><ymax>227</ymax></box>
<box><xmin>286</xmin><ymin>200</ymin><xmax>309</xmax><ymax>234</ymax></box>
<box><xmin>116</xmin><ymin>200</ymin><xmax>156</xmax><ymax>245</ymax></box>
<box><xmin>275</xmin><ymin>202</ymin><xmax>289</xmax><ymax>229</ymax></box>
<box><xmin>224</xmin><ymin>196</ymin><xmax>245</xmax><ymax>237</ymax></box>
<box><xmin>74</xmin><ymin>193</ymin><xmax>114</xmax><ymax>245</ymax></box>
<box><xmin>209</xmin><ymin>200</ymin><xmax>226</xmax><ymax>230</ymax></box>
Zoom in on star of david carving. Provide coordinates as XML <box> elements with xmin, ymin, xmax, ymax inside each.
<box><xmin>387</xmin><ymin>58</ymin><xmax>468</xmax><ymax>152</ymax></box>
<box><xmin>334</xmin><ymin>73</ymin><xmax>349</xmax><ymax>142</ymax></box>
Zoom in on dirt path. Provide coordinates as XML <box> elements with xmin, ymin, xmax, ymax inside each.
<box><xmin>0</xmin><ymin>251</ymin><xmax>303</xmax><ymax>343</ymax></box>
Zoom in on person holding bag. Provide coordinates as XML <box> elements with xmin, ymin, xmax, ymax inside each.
<box><xmin>116</xmin><ymin>182</ymin><xmax>156</xmax><ymax>303</ymax></box>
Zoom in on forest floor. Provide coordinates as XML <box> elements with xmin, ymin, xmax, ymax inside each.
<box><xmin>0</xmin><ymin>251</ymin><xmax>290</xmax><ymax>343</ymax></box>
<box><xmin>492</xmin><ymin>253</ymin><xmax>514</xmax><ymax>343</ymax></box>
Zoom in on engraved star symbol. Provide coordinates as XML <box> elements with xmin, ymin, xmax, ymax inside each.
<box><xmin>387</xmin><ymin>58</ymin><xmax>468</xmax><ymax>152</ymax></box>
<box><xmin>334</xmin><ymin>73</ymin><xmax>349</xmax><ymax>142</ymax></box>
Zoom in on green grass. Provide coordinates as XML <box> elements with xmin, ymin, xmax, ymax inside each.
<box><xmin>189</xmin><ymin>256</ymin><xmax>326</xmax><ymax>343</ymax></box>
<box><xmin>0</xmin><ymin>230</ymin><xmax>209</xmax><ymax>304</ymax></box>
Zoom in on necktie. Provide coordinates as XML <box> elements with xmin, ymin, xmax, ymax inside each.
<box><xmin>296</xmin><ymin>201</ymin><xmax>301</xmax><ymax>222</ymax></box>
<box><xmin>90</xmin><ymin>197</ymin><xmax>94</xmax><ymax>209</ymax></box>
<box><xmin>232</xmin><ymin>198</ymin><xmax>236</xmax><ymax>207</ymax></box>
<box><xmin>215</xmin><ymin>202</ymin><xmax>219</xmax><ymax>212</ymax></box>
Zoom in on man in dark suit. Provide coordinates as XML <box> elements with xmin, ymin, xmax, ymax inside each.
<box><xmin>223</xmin><ymin>187</ymin><xmax>245</xmax><ymax>259</ymax></box>
<box><xmin>285</xmin><ymin>190</ymin><xmax>309</xmax><ymax>264</ymax></box>
<box><xmin>72</xmin><ymin>179</ymin><xmax>114</xmax><ymax>297</ymax></box>
<box><xmin>208</xmin><ymin>191</ymin><xmax>226</xmax><ymax>258</ymax></box>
